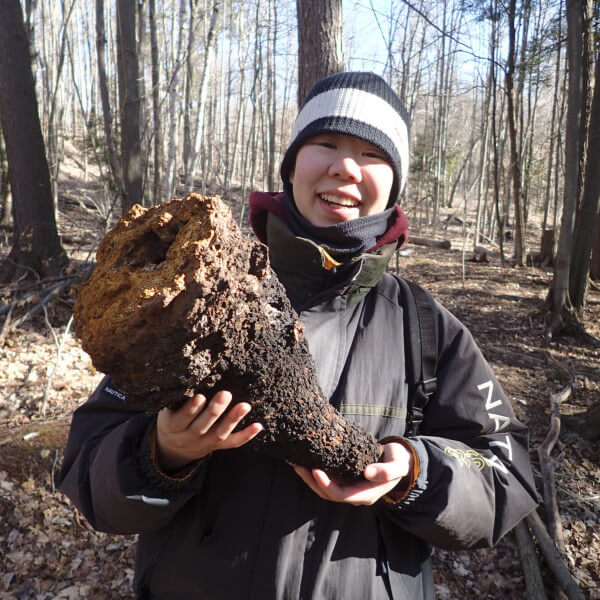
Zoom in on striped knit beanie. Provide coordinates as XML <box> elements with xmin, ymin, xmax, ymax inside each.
<box><xmin>280</xmin><ymin>71</ymin><xmax>410</xmax><ymax>207</ymax></box>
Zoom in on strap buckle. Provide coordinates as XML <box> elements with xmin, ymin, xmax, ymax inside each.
<box><xmin>421</xmin><ymin>377</ymin><xmax>437</xmax><ymax>398</ymax></box>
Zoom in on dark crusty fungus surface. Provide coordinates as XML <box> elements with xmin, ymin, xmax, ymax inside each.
<box><xmin>73</xmin><ymin>194</ymin><xmax>382</xmax><ymax>479</ymax></box>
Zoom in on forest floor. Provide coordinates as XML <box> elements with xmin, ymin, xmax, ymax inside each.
<box><xmin>0</xmin><ymin>151</ymin><xmax>599</xmax><ymax>598</ymax></box>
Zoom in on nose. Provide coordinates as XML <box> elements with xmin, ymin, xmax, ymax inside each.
<box><xmin>328</xmin><ymin>155</ymin><xmax>362</xmax><ymax>182</ymax></box>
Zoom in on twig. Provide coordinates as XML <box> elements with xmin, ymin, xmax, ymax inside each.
<box><xmin>10</xmin><ymin>281</ymin><xmax>69</xmax><ymax>330</ymax></box>
<box><xmin>525</xmin><ymin>511</ymin><xmax>586</xmax><ymax>600</ymax></box>
<box><xmin>51</xmin><ymin>449</ymin><xmax>60</xmax><ymax>494</ymax></box>
<box><xmin>515</xmin><ymin>519</ymin><xmax>548</xmax><ymax>600</ymax></box>
<box><xmin>40</xmin><ymin>313</ymin><xmax>73</xmax><ymax>416</ymax></box>
<box><xmin>0</xmin><ymin>301</ymin><xmax>14</xmax><ymax>347</ymax></box>
<box><xmin>538</xmin><ymin>384</ymin><xmax>572</xmax><ymax>555</ymax></box>
<box><xmin>558</xmin><ymin>488</ymin><xmax>600</xmax><ymax>507</ymax></box>
<box><xmin>461</xmin><ymin>229</ymin><xmax>470</xmax><ymax>291</ymax></box>
<box><xmin>0</xmin><ymin>273</ymin><xmax>28</xmax><ymax>345</ymax></box>
<box><xmin>0</xmin><ymin>272</ymin><xmax>75</xmax><ymax>292</ymax></box>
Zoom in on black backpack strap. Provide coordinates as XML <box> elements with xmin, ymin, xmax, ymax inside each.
<box><xmin>398</xmin><ymin>278</ymin><xmax>438</xmax><ymax>436</ymax></box>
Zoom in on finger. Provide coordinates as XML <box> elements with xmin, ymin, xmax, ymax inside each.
<box><xmin>211</xmin><ymin>402</ymin><xmax>253</xmax><ymax>441</ymax></box>
<box><xmin>222</xmin><ymin>422</ymin><xmax>264</xmax><ymax>449</ymax></box>
<box><xmin>311</xmin><ymin>470</ymin><xmax>370</xmax><ymax>502</ymax></box>
<box><xmin>363</xmin><ymin>463</ymin><xmax>400</xmax><ymax>483</ymax></box>
<box><xmin>161</xmin><ymin>394</ymin><xmax>206</xmax><ymax>432</ymax></box>
<box><xmin>363</xmin><ymin>443</ymin><xmax>411</xmax><ymax>483</ymax></box>
<box><xmin>311</xmin><ymin>469</ymin><xmax>334</xmax><ymax>489</ymax></box>
<box><xmin>291</xmin><ymin>464</ymin><xmax>329</xmax><ymax>500</ymax></box>
<box><xmin>192</xmin><ymin>391</ymin><xmax>233</xmax><ymax>435</ymax></box>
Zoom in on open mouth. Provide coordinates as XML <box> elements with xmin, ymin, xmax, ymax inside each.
<box><xmin>319</xmin><ymin>193</ymin><xmax>360</xmax><ymax>208</ymax></box>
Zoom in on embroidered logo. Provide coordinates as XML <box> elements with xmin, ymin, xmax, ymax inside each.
<box><xmin>443</xmin><ymin>447</ymin><xmax>493</xmax><ymax>471</ymax></box>
<box><xmin>104</xmin><ymin>385</ymin><xmax>126</xmax><ymax>401</ymax></box>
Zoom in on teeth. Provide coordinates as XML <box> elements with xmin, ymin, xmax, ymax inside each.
<box><xmin>320</xmin><ymin>194</ymin><xmax>359</xmax><ymax>207</ymax></box>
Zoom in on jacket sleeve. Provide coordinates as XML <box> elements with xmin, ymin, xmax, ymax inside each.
<box><xmin>382</xmin><ymin>304</ymin><xmax>539</xmax><ymax>550</ymax></box>
<box><xmin>59</xmin><ymin>376</ymin><xmax>209</xmax><ymax>534</ymax></box>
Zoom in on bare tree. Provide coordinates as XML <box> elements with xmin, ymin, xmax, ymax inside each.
<box><xmin>547</xmin><ymin>0</ymin><xmax>584</xmax><ymax>336</ymax></box>
<box><xmin>266</xmin><ymin>0</ymin><xmax>278</xmax><ymax>191</ymax></box>
<box><xmin>0</xmin><ymin>0</ymin><xmax>67</xmax><ymax>281</ymax></box>
<box><xmin>116</xmin><ymin>0</ymin><xmax>143</xmax><ymax>212</ymax></box>
<box><xmin>96</xmin><ymin>0</ymin><xmax>126</xmax><ymax>207</ymax></box>
<box><xmin>44</xmin><ymin>0</ymin><xmax>77</xmax><ymax>212</ymax></box>
<box><xmin>490</xmin><ymin>0</ymin><xmax>506</xmax><ymax>265</ymax></box>
<box><xmin>296</xmin><ymin>0</ymin><xmax>344</xmax><ymax>105</ymax></box>
<box><xmin>148</xmin><ymin>0</ymin><xmax>163</xmax><ymax>205</ymax></box>
<box><xmin>505</xmin><ymin>0</ymin><xmax>527</xmax><ymax>265</ymax></box>
<box><xmin>569</xmin><ymin>32</ymin><xmax>600</xmax><ymax>310</ymax></box>
<box><xmin>183</xmin><ymin>0</ymin><xmax>220</xmax><ymax>193</ymax></box>
<box><xmin>0</xmin><ymin>123</ymin><xmax>11</xmax><ymax>227</ymax></box>
<box><xmin>591</xmin><ymin>220</ymin><xmax>600</xmax><ymax>280</ymax></box>
<box><xmin>164</xmin><ymin>0</ymin><xmax>187</xmax><ymax>202</ymax></box>
<box><xmin>542</xmin><ymin>1</ymin><xmax>564</xmax><ymax>233</ymax></box>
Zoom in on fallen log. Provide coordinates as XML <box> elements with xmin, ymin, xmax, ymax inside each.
<box><xmin>73</xmin><ymin>194</ymin><xmax>382</xmax><ymax>479</ymax></box>
<box><xmin>408</xmin><ymin>235</ymin><xmax>451</xmax><ymax>249</ymax></box>
<box><xmin>472</xmin><ymin>245</ymin><xmax>500</xmax><ymax>262</ymax></box>
<box><xmin>515</xmin><ymin>520</ymin><xmax>548</xmax><ymax>600</ymax></box>
<box><xmin>526</xmin><ymin>511</ymin><xmax>586</xmax><ymax>600</ymax></box>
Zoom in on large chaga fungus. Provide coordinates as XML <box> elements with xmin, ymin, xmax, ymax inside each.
<box><xmin>73</xmin><ymin>194</ymin><xmax>382</xmax><ymax>479</ymax></box>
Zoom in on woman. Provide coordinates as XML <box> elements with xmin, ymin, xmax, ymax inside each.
<box><xmin>60</xmin><ymin>72</ymin><xmax>538</xmax><ymax>599</ymax></box>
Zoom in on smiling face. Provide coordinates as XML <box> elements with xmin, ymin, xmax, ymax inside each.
<box><xmin>288</xmin><ymin>133</ymin><xmax>394</xmax><ymax>227</ymax></box>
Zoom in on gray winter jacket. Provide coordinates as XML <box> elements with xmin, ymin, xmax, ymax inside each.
<box><xmin>59</xmin><ymin>212</ymin><xmax>538</xmax><ymax>599</ymax></box>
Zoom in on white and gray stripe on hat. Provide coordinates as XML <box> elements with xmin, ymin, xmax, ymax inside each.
<box><xmin>290</xmin><ymin>87</ymin><xmax>409</xmax><ymax>192</ymax></box>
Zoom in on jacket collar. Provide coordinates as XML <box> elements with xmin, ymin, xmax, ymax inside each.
<box><xmin>265</xmin><ymin>213</ymin><xmax>395</xmax><ymax>311</ymax></box>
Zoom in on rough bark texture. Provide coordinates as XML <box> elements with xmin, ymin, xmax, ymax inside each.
<box><xmin>73</xmin><ymin>194</ymin><xmax>382</xmax><ymax>479</ymax></box>
<box><xmin>0</xmin><ymin>0</ymin><xmax>68</xmax><ymax>281</ymax></box>
<box><xmin>296</xmin><ymin>0</ymin><xmax>344</xmax><ymax>106</ymax></box>
<box><xmin>116</xmin><ymin>0</ymin><xmax>143</xmax><ymax>213</ymax></box>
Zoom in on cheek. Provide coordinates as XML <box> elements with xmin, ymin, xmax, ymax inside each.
<box><xmin>368</xmin><ymin>165</ymin><xmax>394</xmax><ymax>204</ymax></box>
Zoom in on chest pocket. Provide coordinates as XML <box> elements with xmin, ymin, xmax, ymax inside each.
<box><xmin>303</xmin><ymin>292</ymin><xmax>409</xmax><ymax>441</ymax></box>
<box><xmin>301</xmin><ymin>300</ymin><xmax>363</xmax><ymax>400</ymax></box>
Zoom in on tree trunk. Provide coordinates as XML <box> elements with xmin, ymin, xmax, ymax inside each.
<box><xmin>296</xmin><ymin>0</ymin><xmax>344</xmax><ymax>105</ymax></box>
<box><xmin>116</xmin><ymin>0</ymin><xmax>143</xmax><ymax>213</ymax></box>
<box><xmin>490</xmin><ymin>0</ymin><xmax>506</xmax><ymax>264</ymax></box>
<box><xmin>96</xmin><ymin>0</ymin><xmax>127</xmax><ymax>207</ymax></box>
<box><xmin>73</xmin><ymin>194</ymin><xmax>382</xmax><ymax>480</ymax></box>
<box><xmin>182</xmin><ymin>0</ymin><xmax>197</xmax><ymax>196</ymax></box>
<box><xmin>164</xmin><ymin>0</ymin><xmax>186</xmax><ymax>202</ymax></box>
<box><xmin>266</xmin><ymin>0</ymin><xmax>278</xmax><ymax>192</ymax></box>
<box><xmin>0</xmin><ymin>0</ymin><xmax>68</xmax><ymax>282</ymax></box>
<box><xmin>0</xmin><ymin>122</ymin><xmax>11</xmax><ymax>226</ymax></box>
<box><xmin>475</xmin><ymin>48</ymin><xmax>493</xmax><ymax>247</ymax></box>
<box><xmin>46</xmin><ymin>0</ymin><xmax>77</xmax><ymax>214</ymax></box>
<box><xmin>149</xmin><ymin>0</ymin><xmax>163</xmax><ymax>206</ymax></box>
<box><xmin>569</xmin><ymin>45</ymin><xmax>600</xmax><ymax>310</ymax></box>
<box><xmin>548</xmin><ymin>0</ymin><xmax>583</xmax><ymax>334</ymax></box>
<box><xmin>542</xmin><ymin>2</ymin><xmax>563</xmax><ymax>232</ymax></box>
<box><xmin>136</xmin><ymin>0</ymin><xmax>149</xmax><ymax>207</ymax></box>
<box><xmin>184</xmin><ymin>1</ymin><xmax>220</xmax><ymax>193</ymax></box>
<box><xmin>506</xmin><ymin>0</ymin><xmax>526</xmax><ymax>266</ymax></box>
<box><xmin>432</xmin><ymin>0</ymin><xmax>448</xmax><ymax>228</ymax></box>
<box><xmin>592</xmin><ymin>218</ymin><xmax>600</xmax><ymax>280</ymax></box>
<box><xmin>578</xmin><ymin>0</ymin><xmax>594</xmax><ymax>202</ymax></box>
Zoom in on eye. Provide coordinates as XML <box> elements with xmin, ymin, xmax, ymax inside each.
<box><xmin>315</xmin><ymin>139</ymin><xmax>336</xmax><ymax>149</ymax></box>
<box><xmin>364</xmin><ymin>150</ymin><xmax>387</xmax><ymax>161</ymax></box>
<box><xmin>309</xmin><ymin>135</ymin><xmax>336</xmax><ymax>149</ymax></box>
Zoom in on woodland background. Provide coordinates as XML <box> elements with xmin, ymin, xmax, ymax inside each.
<box><xmin>0</xmin><ymin>0</ymin><xmax>599</xmax><ymax>598</ymax></box>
